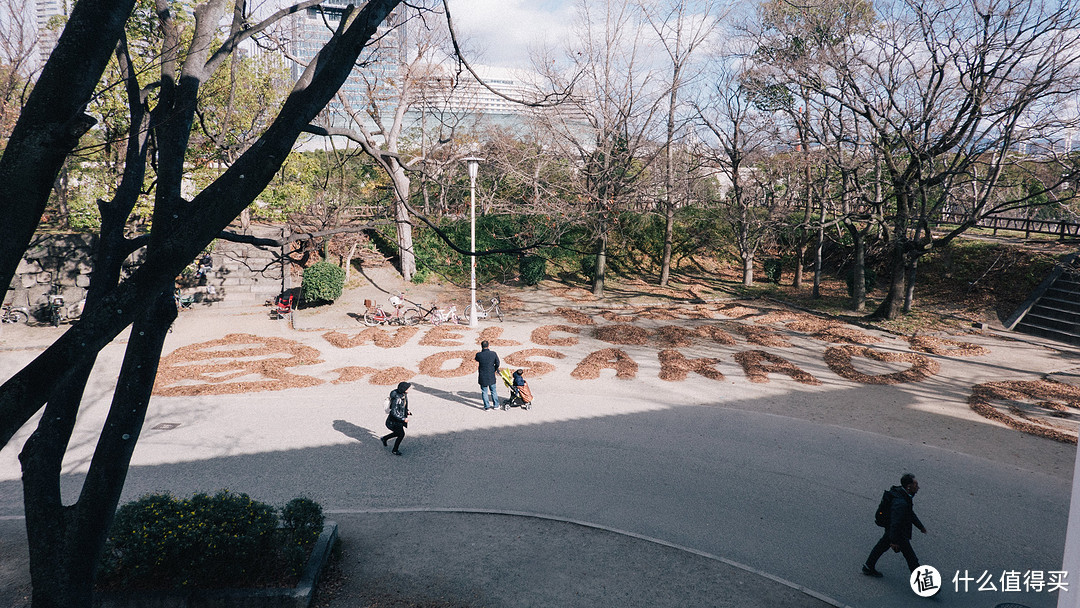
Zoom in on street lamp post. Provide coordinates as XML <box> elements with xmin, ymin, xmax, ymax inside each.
<box><xmin>463</xmin><ymin>157</ymin><xmax>483</xmax><ymax>327</ymax></box>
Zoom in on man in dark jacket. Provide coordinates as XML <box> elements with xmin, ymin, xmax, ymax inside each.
<box><xmin>475</xmin><ymin>340</ymin><xmax>500</xmax><ymax>410</ymax></box>
<box><xmin>380</xmin><ymin>382</ymin><xmax>411</xmax><ymax>455</ymax></box>
<box><xmin>863</xmin><ymin>473</ymin><xmax>927</xmax><ymax>577</ymax></box>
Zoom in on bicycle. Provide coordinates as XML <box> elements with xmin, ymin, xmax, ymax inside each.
<box><xmin>1</xmin><ymin>302</ymin><xmax>29</xmax><ymax>324</ymax></box>
<box><xmin>464</xmin><ymin>294</ymin><xmax>503</xmax><ymax>322</ymax></box>
<box><xmin>363</xmin><ymin>292</ymin><xmax>410</xmax><ymax>326</ymax></box>
<box><xmin>404</xmin><ymin>302</ymin><xmax>461</xmax><ymax>326</ymax></box>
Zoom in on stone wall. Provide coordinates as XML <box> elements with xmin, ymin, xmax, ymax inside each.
<box><xmin>6</xmin><ymin>227</ymin><xmax>286</xmax><ymax>315</ymax></box>
<box><xmin>7</xmin><ymin>234</ymin><xmax>95</xmax><ymax>315</ymax></box>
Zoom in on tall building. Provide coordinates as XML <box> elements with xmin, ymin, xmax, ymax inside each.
<box><xmin>34</xmin><ymin>0</ymin><xmax>68</xmax><ymax>69</ymax></box>
<box><xmin>289</xmin><ymin>2</ymin><xmax>408</xmax><ymax>127</ymax></box>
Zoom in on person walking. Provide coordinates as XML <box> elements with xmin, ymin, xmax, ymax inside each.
<box><xmin>475</xmin><ymin>340</ymin><xmax>500</xmax><ymax>410</ymax></box>
<box><xmin>862</xmin><ymin>473</ymin><xmax>928</xmax><ymax>577</ymax></box>
<box><xmin>380</xmin><ymin>382</ymin><xmax>411</xmax><ymax>455</ymax></box>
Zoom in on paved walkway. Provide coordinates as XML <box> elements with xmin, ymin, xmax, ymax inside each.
<box><xmin>0</xmin><ymin>274</ymin><xmax>1077</xmax><ymax>607</ymax></box>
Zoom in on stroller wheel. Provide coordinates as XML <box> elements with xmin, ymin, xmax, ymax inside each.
<box><xmin>523</xmin><ymin>402</ymin><xmax>531</xmax><ymax>410</ymax></box>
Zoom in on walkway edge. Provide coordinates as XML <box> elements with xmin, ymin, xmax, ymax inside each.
<box><xmin>326</xmin><ymin>506</ymin><xmax>855</xmax><ymax>608</ymax></box>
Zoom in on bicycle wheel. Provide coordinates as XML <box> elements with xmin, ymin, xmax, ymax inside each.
<box><xmin>403</xmin><ymin>309</ymin><xmax>421</xmax><ymax>326</ymax></box>
<box><xmin>463</xmin><ymin>305</ymin><xmax>474</xmax><ymax>322</ymax></box>
<box><xmin>362</xmin><ymin>312</ymin><xmax>379</xmax><ymax>327</ymax></box>
<box><xmin>494</xmin><ymin>304</ymin><xmax>503</xmax><ymax>322</ymax></box>
<box><xmin>4</xmin><ymin>310</ymin><xmax>28</xmax><ymax>324</ymax></box>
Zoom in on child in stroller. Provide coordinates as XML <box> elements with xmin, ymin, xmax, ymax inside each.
<box><xmin>499</xmin><ymin>368</ymin><xmax>533</xmax><ymax>410</ymax></box>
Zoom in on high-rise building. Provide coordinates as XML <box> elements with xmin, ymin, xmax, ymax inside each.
<box><xmin>34</xmin><ymin>0</ymin><xmax>68</xmax><ymax>69</ymax></box>
<box><xmin>289</xmin><ymin>2</ymin><xmax>408</xmax><ymax>127</ymax></box>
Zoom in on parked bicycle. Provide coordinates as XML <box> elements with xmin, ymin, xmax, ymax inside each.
<box><xmin>404</xmin><ymin>302</ymin><xmax>461</xmax><ymax>326</ymax></box>
<box><xmin>464</xmin><ymin>294</ymin><xmax>503</xmax><ymax>322</ymax></box>
<box><xmin>1</xmin><ymin>302</ymin><xmax>29</xmax><ymax>324</ymax></box>
<box><xmin>363</xmin><ymin>292</ymin><xmax>410</xmax><ymax>326</ymax></box>
<box><xmin>43</xmin><ymin>289</ymin><xmax>85</xmax><ymax>326</ymax></box>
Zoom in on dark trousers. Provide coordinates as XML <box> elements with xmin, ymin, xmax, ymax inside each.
<box><xmin>381</xmin><ymin>422</ymin><xmax>405</xmax><ymax>451</ymax></box>
<box><xmin>867</xmin><ymin>532</ymin><xmax>919</xmax><ymax>572</ymax></box>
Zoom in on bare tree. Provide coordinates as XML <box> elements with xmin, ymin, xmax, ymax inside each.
<box><xmin>537</xmin><ymin>0</ymin><xmax>665</xmax><ymax>297</ymax></box>
<box><xmin>697</xmin><ymin>70</ymin><xmax>780</xmax><ymax>285</ymax></box>
<box><xmin>0</xmin><ymin>0</ymin><xmax>38</xmax><ymax>147</ymax></box>
<box><xmin>0</xmin><ymin>1</ymin><xmax>406</xmax><ymax>605</ymax></box>
<box><xmin>825</xmin><ymin>0</ymin><xmax>1080</xmax><ymax>319</ymax></box>
<box><xmin>641</xmin><ymin>0</ymin><xmax>723</xmax><ymax>287</ymax></box>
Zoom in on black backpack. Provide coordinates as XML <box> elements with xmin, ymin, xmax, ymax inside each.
<box><xmin>874</xmin><ymin>490</ymin><xmax>892</xmax><ymax>527</ymax></box>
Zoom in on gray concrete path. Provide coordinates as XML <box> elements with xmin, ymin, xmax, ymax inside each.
<box><xmin>0</xmin><ymin>280</ymin><xmax>1076</xmax><ymax>607</ymax></box>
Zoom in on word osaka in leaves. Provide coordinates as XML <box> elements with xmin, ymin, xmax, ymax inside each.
<box><xmin>148</xmin><ymin>302</ymin><xmax>1076</xmax><ymax>444</ymax></box>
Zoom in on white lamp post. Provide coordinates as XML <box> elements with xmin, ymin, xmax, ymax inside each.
<box><xmin>463</xmin><ymin>157</ymin><xmax>483</xmax><ymax>327</ymax></box>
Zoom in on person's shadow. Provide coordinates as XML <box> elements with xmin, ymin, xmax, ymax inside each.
<box><xmin>333</xmin><ymin>419</ymin><xmax>376</xmax><ymax>444</ymax></box>
<box><xmin>409</xmin><ymin>381</ymin><xmax>486</xmax><ymax>410</ymax></box>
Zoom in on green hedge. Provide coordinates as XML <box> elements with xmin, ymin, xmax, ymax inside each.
<box><xmin>97</xmin><ymin>491</ymin><xmax>325</xmax><ymax>590</ymax></box>
<box><xmin>301</xmin><ymin>261</ymin><xmax>346</xmax><ymax>304</ymax></box>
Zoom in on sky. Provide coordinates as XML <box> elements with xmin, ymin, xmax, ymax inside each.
<box><xmin>442</xmin><ymin>0</ymin><xmax>576</xmax><ymax>70</ymax></box>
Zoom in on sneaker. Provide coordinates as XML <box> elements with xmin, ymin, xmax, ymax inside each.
<box><xmin>392</xmin><ymin>450</ymin><xmax>402</xmax><ymax>456</ymax></box>
<box><xmin>862</xmin><ymin>564</ymin><xmax>883</xmax><ymax>578</ymax></box>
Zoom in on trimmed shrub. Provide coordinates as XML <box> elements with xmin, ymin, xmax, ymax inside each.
<box><xmin>98</xmin><ymin>491</ymin><xmax>282</xmax><ymax>590</ymax></box>
<box><xmin>301</xmin><ymin>261</ymin><xmax>346</xmax><ymax>304</ymax></box>
<box><xmin>519</xmin><ymin>255</ymin><xmax>547</xmax><ymax>285</ymax></box>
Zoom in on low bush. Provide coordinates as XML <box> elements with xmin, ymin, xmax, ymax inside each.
<box><xmin>301</xmin><ymin>261</ymin><xmax>346</xmax><ymax>304</ymax></box>
<box><xmin>97</xmin><ymin>491</ymin><xmax>324</xmax><ymax>590</ymax></box>
<box><xmin>762</xmin><ymin>259</ymin><xmax>783</xmax><ymax>283</ymax></box>
<box><xmin>519</xmin><ymin>255</ymin><xmax>547</xmax><ymax>285</ymax></box>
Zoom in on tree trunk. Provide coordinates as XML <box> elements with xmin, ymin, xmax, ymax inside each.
<box><xmin>389</xmin><ymin>161</ymin><xmax>415</xmax><ymax>282</ymax></box>
<box><xmin>871</xmin><ymin>242</ymin><xmax>906</xmax><ymax>320</ymax></box>
<box><xmin>903</xmin><ymin>256</ymin><xmax>918</xmax><ymax>313</ymax></box>
<box><xmin>659</xmin><ymin>205</ymin><xmax>674</xmax><ymax>286</ymax></box>
<box><xmin>742</xmin><ymin>251</ymin><xmax>754</xmax><ymax>286</ymax></box>
<box><xmin>846</xmin><ymin>221</ymin><xmax>867</xmax><ymax>311</ymax></box>
<box><xmin>793</xmin><ymin>243</ymin><xmax>804</xmax><ymax>288</ymax></box>
<box><xmin>593</xmin><ymin>237</ymin><xmax>607</xmax><ymax>298</ymax></box>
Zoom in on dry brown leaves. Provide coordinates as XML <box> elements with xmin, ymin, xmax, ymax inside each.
<box><xmin>323</xmin><ymin>327</ymin><xmax>419</xmax><ymax>349</ymax></box>
<box><xmin>658</xmin><ymin>349</ymin><xmax>725</xmax><ymax>382</ymax></box>
<box><xmin>155</xmin><ymin>334</ymin><xmax>325</xmax><ymax>396</ymax></box>
<box><xmin>733</xmin><ymin>350</ymin><xmax>821</xmax><ymax>385</ymax></box>
<box><xmin>503</xmin><ymin>349</ymin><xmax>568</xmax><ymax>377</ymax></box>
<box><xmin>600</xmin><ymin>311</ymin><xmax>636</xmax><ymax>323</ymax></box>
<box><xmin>331</xmin><ymin>366</ymin><xmax>415</xmax><ymax>385</ymax></box>
<box><xmin>418</xmin><ymin>326</ymin><xmax>469</xmax><ymax>347</ymax></box>
<box><xmin>754</xmin><ymin>310</ymin><xmax>807</xmax><ymax>325</ymax></box>
<box><xmin>633</xmin><ymin>306</ymin><xmax>682</xmax><ymax>320</ymax></box>
<box><xmin>715</xmin><ymin>305</ymin><xmax>762</xmax><ymax>319</ymax></box>
<box><xmin>968</xmin><ymin>379</ymin><xmax>1079</xmax><ymax>444</ymax></box>
<box><xmin>594</xmin><ymin>324</ymin><xmax>650</xmax><ymax>345</ymax></box>
<box><xmin>823</xmin><ymin>346</ymin><xmax>939</xmax><ymax>384</ymax></box>
<box><xmin>907</xmin><ymin>335</ymin><xmax>990</xmax><ymax>357</ymax></box>
<box><xmin>782</xmin><ymin>317</ymin><xmax>881</xmax><ymax>345</ymax></box>
<box><xmin>530</xmin><ymin>325</ymin><xmax>581</xmax><ymax>346</ymax></box>
<box><xmin>554</xmin><ymin>307</ymin><xmax>595</xmax><ymax>325</ymax></box>
<box><xmin>695</xmin><ymin>325</ymin><xmax>738</xmax><ymax>346</ymax></box>
<box><xmin>571</xmin><ymin>348</ymin><xmax>638</xmax><ymax>380</ymax></box>
<box><xmin>723</xmin><ymin>323</ymin><xmax>792</xmax><ymax>347</ymax></box>
<box><xmin>417</xmin><ymin>350</ymin><xmax>478</xmax><ymax>378</ymax></box>
<box><xmin>654</xmin><ymin>325</ymin><xmax>700</xmax><ymax>348</ymax></box>
<box><xmin>479</xmin><ymin>326</ymin><xmax>521</xmax><ymax>347</ymax></box>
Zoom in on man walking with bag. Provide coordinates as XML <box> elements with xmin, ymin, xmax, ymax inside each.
<box><xmin>863</xmin><ymin>473</ymin><xmax>928</xmax><ymax>577</ymax></box>
<box><xmin>475</xmin><ymin>340</ymin><xmax>500</xmax><ymax>410</ymax></box>
<box><xmin>381</xmin><ymin>382</ymin><xmax>411</xmax><ymax>455</ymax></box>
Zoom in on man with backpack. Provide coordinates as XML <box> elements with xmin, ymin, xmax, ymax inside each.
<box><xmin>380</xmin><ymin>382</ymin><xmax>411</xmax><ymax>456</ymax></box>
<box><xmin>862</xmin><ymin>473</ymin><xmax>928</xmax><ymax>577</ymax></box>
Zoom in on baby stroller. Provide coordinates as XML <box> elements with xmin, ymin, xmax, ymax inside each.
<box><xmin>499</xmin><ymin>368</ymin><xmax>533</xmax><ymax>411</ymax></box>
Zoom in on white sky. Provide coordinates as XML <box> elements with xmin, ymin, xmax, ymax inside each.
<box><xmin>443</xmin><ymin>0</ymin><xmax>576</xmax><ymax>69</ymax></box>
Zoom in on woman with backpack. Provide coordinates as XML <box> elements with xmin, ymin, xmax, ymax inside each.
<box><xmin>380</xmin><ymin>382</ymin><xmax>411</xmax><ymax>455</ymax></box>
